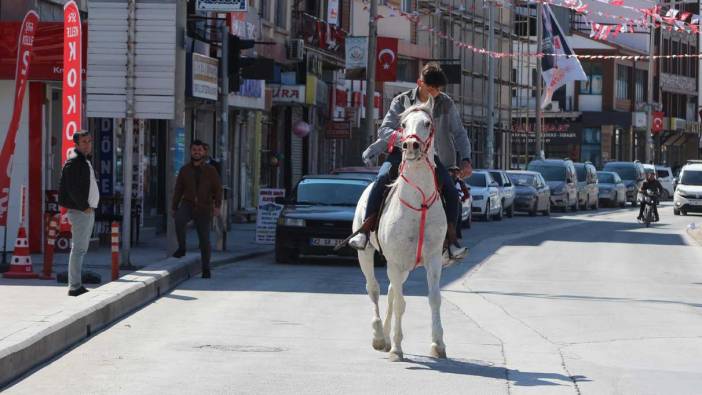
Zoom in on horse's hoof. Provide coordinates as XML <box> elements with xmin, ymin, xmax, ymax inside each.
<box><xmin>384</xmin><ymin>339</ymin><xmax>392</xmax><ymax>352</ymax></box>
<box><xmin>388</xmin><ymin>350</ymin><xmax>404</xmax><ymax>362</ymax></box>
<box><xmin>430</xmin><ymin>344</ymin><xmax>447</xmax><ymax>359</ymax></box>
<box><xmin>372</xmin><ymin>338</ymin><xmax>386</xmax><ymax>351</ymax></box>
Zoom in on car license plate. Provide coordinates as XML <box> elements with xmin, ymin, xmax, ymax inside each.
<box><xmin>310</xmin><ymin>238</ymin><xmax>343</xmax><ymax>247</ymax></box>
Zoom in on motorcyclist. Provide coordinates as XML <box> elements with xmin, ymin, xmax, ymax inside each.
<box><xmin>637</xmin><ymin>172</ymin><xmax>662</xmax><ymax>222</ymax></box>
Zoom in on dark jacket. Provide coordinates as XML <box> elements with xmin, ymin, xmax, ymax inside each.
<box><xmin>58</xmin><ymin>150</ymin><xmax>93</xmax><ymax>211</ymax></box>
<box><xmin>172</xmin><ymin>161</ymin><xmax>223</xmax><ymax>215</ymax></box>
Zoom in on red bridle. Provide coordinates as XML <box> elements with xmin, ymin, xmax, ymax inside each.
<box><xmin>386</xmin><ymin>109</ymin><xmax>440</xmax><ymax>267</ymax></box>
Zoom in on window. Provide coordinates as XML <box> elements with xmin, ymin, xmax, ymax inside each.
<box><xmin>682</xmin><ymin>43</ymin><xmax>689</xmax><ymax>76</ymax></box>
<box><xmin>616</xmin><ymin>65</ymin><xmax>629</xmax><ymax>100</ymax></box>
<box><xmin>663</xmin><ymin>39</ymin><xmax>670</xmax><ymax>73</ymax></box>
<box><xmin>635</xmin><ymin>69</ymin><xmax>646</xmax><ymax>102</ymax></box>
<box><xmin>672</xmin><ymin>41</ymin><xmax>680</xmax><ymax>74</ymax></box>
<box><xmin>580</xmin><ymin>63</ymin><xmax>603</xmax><ymax>94</ymax></box>
<box><xmin>531</xmin><ymin>69</ymin><xmax>537</xmax><ymax>97</ymax></box>
<box><xmin>401</xmin><ymin>0</ymin><xmax>413</xmax><ymax>13</ymax></box>
<box><xmin>691</xmin><ymin>46</ymin><xmax>697</xmax><ymax>78</ymax></box>
<box><xmin>260</xmin><ymin>0</ymin><xmax>271</xmax><ymax>21</ymax></box>
<box><xmin>275</xmin><ymin>0</ymin><xmax>286</xmax><ymax>29</ymax></box>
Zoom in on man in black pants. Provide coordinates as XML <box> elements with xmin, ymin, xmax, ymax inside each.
<box><xmin>349</xmin><ymin>63</ymin><xmax>472</xmax><ymax>262</ymax></box>
<box><xmin>638</xmin><ymin>172</ymin><xmax>662</xmax><ymax>222</ymax></box>
<box><xmin>172</xmin><ymin>140</ymin><xmax>223</xmax><ymax>278</ymax></box>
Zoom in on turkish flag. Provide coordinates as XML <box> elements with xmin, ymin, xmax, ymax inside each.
<box><xmin>652</xmin><ymin>112</ymin><xmax>665</xmax><ymax>133</ymax></box>
<box><xmin>376</xmin><ymin>37</ymin><xmax>398</xmax><ymax>82</ymax></box>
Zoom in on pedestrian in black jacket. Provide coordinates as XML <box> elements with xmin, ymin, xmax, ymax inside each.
<box><xmin>58</xmin><ymin>130</ymin><xmax>100</xmax><ymax>297</ymax></box>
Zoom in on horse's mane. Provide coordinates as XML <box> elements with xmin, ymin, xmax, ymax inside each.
<box><xmin>399</xmin><ymin>99</ymin><xmax>433</xmax><ymax>122</ymax></box>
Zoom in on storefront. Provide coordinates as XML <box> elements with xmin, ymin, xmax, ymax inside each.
<box><xmin>511</xmin><ymin>118</ymin><xmax>580</xmax><ymax>168</ymax></box>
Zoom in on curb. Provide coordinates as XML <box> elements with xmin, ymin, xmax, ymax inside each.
<box><xmin>0</xmin><ymin>248</ymin><xmax>272</xmax><ymax>389</ymax></box>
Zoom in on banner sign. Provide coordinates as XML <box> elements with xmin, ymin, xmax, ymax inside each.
<box><xmin>652</xmin><ymin>112</ymin><xmax>665</xmax><ymax>133</ymax></box>
<box><xmin>61</xmin><ymin>0</ymin><xmax>82</xmax><ymax>231</ymax></box>
<box><xmin>0</xmin><ymin>10</ymin><xmax>39</xmax><ymax>226</ymax></box>
<box><xmin>197</xmin><ymin>0</ymin><xmax>247</xmax><ymax>12</ymax></box>
<box><xmin>325</xmin><ymin>121</ymin><xmax>352</xmax><ymax>139</ymax></box>
<box><xmin>255</xmin><ymin>188</ymin><xmax>285</xmax><ymax>244</ymax></box>
<box><xmin>375</xmin><ymin>37</ymin><xmax>398</xmax><ymax>82</ymax></box>
<box><xmin>98</xmin><ymin>118</ymin><xmax>114</xmax><ymax>195</ymax></box>
<box><xmin>191</xmin><ymin>53</ymin><xmax>218</xmax><ymax>101</ymax></box>
<box><xmin>345</xmin><ymin>36</ymin><xmax>368</xmax><ymax>69</ymax></box>
<box><xmin>327</xmin><ymin>0</ymin><xmax>339</xmax><ymax>25</ymax></box>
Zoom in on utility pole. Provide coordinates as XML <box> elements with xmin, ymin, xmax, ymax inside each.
<box><xmin>485</xmin><ymin>1</ymin><xmax>496</xmax><ymax>169</ymax></box>
<box><xmin>535</xmin><ymin>1</ymin><xmax>544</xmax><ymax>160</ymax></box>
<box><xmin>219</xmin><ymin>23</ymin><xmax>229</xmax><ymax>250</ymax></box>
<box><xmin>166</xmin><ymin>0</ymin><xmax>187</xmax><ymax>256</ymax></box>
<box><xmin>121</xmin><ymin>0</ymin><xmax>135</xmax><ymax>267</ymax></box>
<box><xmin>645</xmin><ymin>15</ymin><xmax>655</xmax><ymax>164</ymax></box>
<box><xmin>364</xmin><ymin>0</ymin><xmax>378</xmax><ymax>146</ymax></box>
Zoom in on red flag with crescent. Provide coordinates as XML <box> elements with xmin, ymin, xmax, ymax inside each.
<box><xmin>376</xmin><ymin>37</ymin><xmax>398</xmax><ymax>82</ymax></box>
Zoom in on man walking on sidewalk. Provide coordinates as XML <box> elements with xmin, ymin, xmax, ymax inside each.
<box><xmin>172</xmin><ymin>140</ymin><xmax>223</xmax><ymax>278</ymax></box>
<box><xmin>58</xmin><ymin>130</ymin><xmax>99</xmax><ymax>297</ymax></box>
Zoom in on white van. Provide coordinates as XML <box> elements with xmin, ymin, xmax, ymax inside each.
<box><xmin>673</xmin><ymin>161</ymin><xmax>702</xmax><ymax>215</ymax></box>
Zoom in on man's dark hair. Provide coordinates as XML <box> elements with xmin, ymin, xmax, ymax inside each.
<box><xmin>421</xmin><ymin>62</ymin><xmax>448</xmax><ymax>87</ymax></box>
<box><xmin>72</xmin><ymin>130</ymin><xmax>91</xmax><ymax>144</ymax></box>
<box><xmin>191</xmin><ymin>139</ymin><xmax>206</xmax><ymax>148</ymax></box>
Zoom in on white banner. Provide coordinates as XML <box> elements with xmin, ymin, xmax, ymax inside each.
<box><xmin>327</xmin><ymin>0</ymin><xmax>339</xmax><ymax>25</ymax></box>
<box><xmin>255</xmin><ymin>188</ymin><xmax>285</xmax><ymax>244</ymax></box>
<box><xmin>345</xmin><ymin>36</ymin><xmax>368</xmax><ymax>69</ymax></box>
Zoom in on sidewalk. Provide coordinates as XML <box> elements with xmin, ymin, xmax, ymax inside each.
<box><xmin>0</xmin><ymin>222</ymin><xmax>272</xmax><ymax>387</ymax></box>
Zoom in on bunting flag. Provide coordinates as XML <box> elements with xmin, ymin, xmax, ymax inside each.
<box><xmin>541</xmin><ymin>4</ymin><xmax>587</xmax><ymax>109</ymax></box>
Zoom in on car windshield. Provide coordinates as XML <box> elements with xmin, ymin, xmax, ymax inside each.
<box><xmin>656</xmin><ymin>170</ymin><xmax>669</xmax><ymax>178</ymax></box>
<box><xmin>680</xmin><ymin>170</ymin><xmax>702</xmax><ymax>186</ymax></box>
<box><xmin>575</xmin><ymin>166</ymin><xmax>586</xmax><ymax>182</ymax></box>
<box><xmin>597</xmin><ymin>173</ymin><xmax>615</xmax><ymax>184</ymax></box>
<box><xmin>333</xmin><ymin>172</ymin><xmax>376</xmax><ymax>180</ymax></box>
<box><xmin>528</xmin><ymin>165</ymin><xmax>565</xmax><ymax>181</ymax></box>
<box><xmin>605</xmin><ymin>165</ymin><xmax>636</xmax><ymax>180</ymax></box>
<box><xmin>508</xmin><ymin>174</ymin><xmax>535</xmax><ymax>187</ymax></box>
<box><xmin>296</xmin><ymin>179</ymin><xmax>368</xmax><ymax>206</ymax></box>
<box><xmin>467</xmin><ymin>173</ymin><xmax>487</xmax><ymax>187</ymax></box>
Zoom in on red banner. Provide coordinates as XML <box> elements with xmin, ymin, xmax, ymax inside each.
<box><xmin>0</xmin><ymin>11</ymin><xmax>40</xmax><ymax>227</ymax></box>
<box><xmin>652</xmin><ymin>112</ymin><xmax>665</xmax><ymax>133</ymax></box>
<box><xmin>376</xmin><ymin>37</ymin><xmax>398</xmax><ymax>82</ymax></box>
<box><xmin>61</xmin><ymin>0</ymin><xmax>82</xmax><ymax>231</ymax></box>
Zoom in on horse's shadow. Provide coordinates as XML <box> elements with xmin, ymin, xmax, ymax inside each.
<box><xmin>402</xmin><ymin>355</ymin><xmax>590</xmax><ymax>387</ymax></box>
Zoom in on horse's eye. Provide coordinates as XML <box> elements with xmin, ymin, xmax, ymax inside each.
<box><xmin>424</xmin><ymin>120</ymin><xmax>430</xmax><ymax>127</ymax></box>
<box><xmin>401</xmin><ymin>122</ymin><xmax>406</xmax><ymax>129</ymax></box>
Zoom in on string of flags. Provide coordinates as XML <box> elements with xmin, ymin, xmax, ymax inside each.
<box><xmin>361</xmin><ymin>0</ymin><xmax>702</xmax><ymax>38</ymax></box>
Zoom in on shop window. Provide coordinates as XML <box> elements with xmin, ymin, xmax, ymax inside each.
<box><xmin>616</xmin><ymin>65</ymin><xmax>629</xmax><ymax>100</ymax></box>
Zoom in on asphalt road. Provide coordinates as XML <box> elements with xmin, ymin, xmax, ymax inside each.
<box><xmin>6</xmin><ymin>203</ymin><xmax>702</xmax><ymax>395</ymax></box>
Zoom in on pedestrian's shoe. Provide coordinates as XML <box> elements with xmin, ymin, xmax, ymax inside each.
<box><xmin>349</xmin><ymin>214</ymin><xmax>377</xmax><ymax>251</ymax></box>
<box><xmin>172</xmin><ymin>248</ymin><xmax>186</xmax><ymax>258</ymax></box>
<box><xmin>202</xmin><ymin>269</ymin><xmax>211</xmax><ymax>279</ymax></box>
<box><xmin>68</xmin><ymin>286</ymin><xmax>89</xmax><ymax>297</ymax></box>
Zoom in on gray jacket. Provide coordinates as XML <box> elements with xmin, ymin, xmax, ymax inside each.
<box><xmin>363</xmin><ymin>88</ymin><xmax>471</xmax><ymax>167</ymax></box>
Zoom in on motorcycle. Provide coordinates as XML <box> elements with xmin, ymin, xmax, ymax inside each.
<box><xmin>640</xmin><ymin>188</ymin><xmax>659</xmax><ymax>227</ymax></box>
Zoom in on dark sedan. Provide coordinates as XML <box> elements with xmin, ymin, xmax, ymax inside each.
<box><xmin>275</xmin><ymin>175</ymin><xmax>377</xmax><ymax>264</ymax></box>
<box><xmin>506</xmin><ymin>170</ymin><xmax>551</xmax><ymax>216</ymax></box>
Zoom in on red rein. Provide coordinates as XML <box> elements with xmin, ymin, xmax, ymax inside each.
<box><xmin>387</xmin><ymin>110</ymin><xmax>440</xmax><ymax>267</ymax></box>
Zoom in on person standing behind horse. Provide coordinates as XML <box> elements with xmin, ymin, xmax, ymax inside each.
<box><xmin>349</xmin><ymin>62</ymin><xmax>473</xmax><ymax>262</ymax></box>
<box><xmin>172</xmin><ymin>140</ymin><xmax>223</xmax><ymax>278</ymax></box>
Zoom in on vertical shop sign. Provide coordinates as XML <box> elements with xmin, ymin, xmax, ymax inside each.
<box><xmin>61</xmin><ymin>0</ymin><xmax>82</xmax><ymax>231</ymax></box>
<box><xmin>0</xmin><ymin>10</ymin><xmax>39</xmax><ymax>226</ymax></box>
<box><xmin>255</xmin><ymin>188</ymin><xmax>285</xmax><ymax>244</ymax></box>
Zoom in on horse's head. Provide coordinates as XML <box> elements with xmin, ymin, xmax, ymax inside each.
<box><xmin>398</xmin><ymin>96</ymin><xmax>435</xmax><ymax>162</ymax></box>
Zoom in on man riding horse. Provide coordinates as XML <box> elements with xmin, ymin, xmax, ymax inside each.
<box><xmin>349</xmin><ymin>63</ymin><xmax>472</xmax><ymax>261</ymax></box>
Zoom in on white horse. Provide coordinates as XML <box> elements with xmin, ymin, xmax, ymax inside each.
<box><xmin>353</xmin><ymin>97</ymin><xmax>447</xmax><ymax>362</ymax></box>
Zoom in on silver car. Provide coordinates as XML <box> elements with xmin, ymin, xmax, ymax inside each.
<box><xmin>596</xmin><ymin>171</ymin><xmax>627</xmax><ymax>208</ymax></box>
<box><xmin>488</xmin><ymin>170</ymin><xmax>516</xmax><ymax>218</ymax></box>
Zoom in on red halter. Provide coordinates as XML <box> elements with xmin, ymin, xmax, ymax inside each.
<box><xmin>388</xmin><ymin>109</ymin><xmax>440</xmax><ymax>267</ymax></box>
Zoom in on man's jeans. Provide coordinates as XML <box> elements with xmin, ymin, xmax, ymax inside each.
<box><xmin>365</xmin><ymin>150</ymin><xmax>459</xmax><ymax>228</ymax></box>
<box><xmin>175</xmin><ymin>202</ymin><xmax>212</xmax><ymax>271</ymax></box>
<box><xmin>67</xmin><ymin>209</ymin><xmax>95</xmax><ymax>291</ymax></box>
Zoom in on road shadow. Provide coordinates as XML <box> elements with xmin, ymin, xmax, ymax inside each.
<box><xmin>466</xmin><ymin>290</ymin><xmax>702</xmax><ymax>309</ymax></box>
<box><xmin>403</xmin><ymin>354</ymin><xmax>590</xmax><ymax>387</ymax></box>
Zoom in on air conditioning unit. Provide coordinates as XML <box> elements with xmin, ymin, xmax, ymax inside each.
<box><xmin>286</xmin><ymin>39</ymin><xmax>304</xmax><ymax>61</ymax></box>
<box><xmin>544</xmin><ymin>101</ymin><xmax>560</xmax><ymax>112</ymax></box>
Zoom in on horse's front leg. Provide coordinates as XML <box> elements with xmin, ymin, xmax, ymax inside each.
<box><xmin>387</xmin><ymin>267</ymin><xmax>408</xmax><ymax>362</ymax></box>
<box><xmin>358</xmin><ymin>247</ymin><xmax>386</xmax><ymax>351</ymax></box>
<box><xmin>426</xmin><ymin>254</ymin><xmax>446</xmax><ymax>358</ymax></box>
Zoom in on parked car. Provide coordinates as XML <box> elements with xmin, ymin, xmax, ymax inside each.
<box><xmin>465</xmin><ymin>171</ymin><xmax>502</xmax><ymax>221</ymax></box>
<box><xmin>643</xmin><ymin>164</ymin><xmax>674</xmax><ymax>200</ymax></box>
<box><xmin>596</xmin><ymin>171</ymin><xmax>627</xmax><ymax>208</ymax></box>
<box><xmin>527</xmin><ymin>158</ymin><xmax>578</xmax><ymax>211</ymax></box>
<box><xmin>488</xmin><ymin>170</ymin><xmax>516</xmax><ymax>218</ymax></box>
<box><xmin>603</xmin><ymin>161</ymin><xmax>645</xmax><ymax>206</ymax></box>
<box><xmin>674</xmin><ymin>161</ymin><xmax>702</xmax><ymax>216</ymax></box>
<box><xmin>459</xmin><ymin>184</ymin><xmax>473</xmax><ymax>229</ymax></box>
<box><xmin>506</xmin><ymin>170</ymin><xmax>551</xmax><ymax>216</ymax></box>
<box><xmin>573</xmin><ymin>162</ymin><xmax>599</xmax><ymax>210</ymax></box>
<box><xmin>275</xmin><ymin>175</ymin><xmax>381</xmax><ymax>264</ymax></box>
